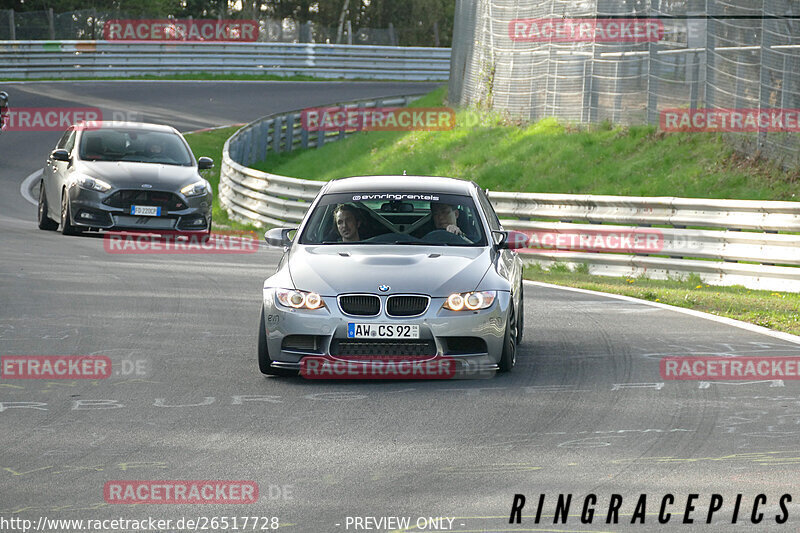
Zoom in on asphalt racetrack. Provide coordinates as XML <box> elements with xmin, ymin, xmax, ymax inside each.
<box><xmin>1</xmin><ymin>81</ymin><xmax>800</xmax><ymax>532</ymax></box>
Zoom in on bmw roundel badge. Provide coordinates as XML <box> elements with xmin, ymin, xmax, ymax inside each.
<box><xmin>378</xmin><ymin>285</ymin><xmax>390</xmax><ymax>292</ymax></box>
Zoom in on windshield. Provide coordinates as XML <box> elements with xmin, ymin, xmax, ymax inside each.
<box><xmin>299</xmin><ymin>192</ymin><xmax>487</xmax><ymax>246</ymax></box>
<box><xmin>79</xmin><ymin>128</ymin><xmax>193</xmax><ymax>166</ymax></box>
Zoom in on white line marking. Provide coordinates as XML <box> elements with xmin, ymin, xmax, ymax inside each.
<box><xmin>525</xmin><ymin>280</ymin><xmax>800</xmax><ymax>346</ymax></box>
<box><xmin>20</xmin><ymin>169</ymin><xmax>42</xmax><ymax>206</ymax></box>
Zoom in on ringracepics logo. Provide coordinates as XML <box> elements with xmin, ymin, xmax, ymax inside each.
<box><xmin>661</xmin><ymin>108</ymin><xmax>800</xmax><ymax>132</ymax></box>
<box><xmin>103</xmin><ymin>231</ymin><xmax>259</xmax><ymax>255</ymax></box>
<box><xmin>104</xmin><ymin>481</ymin><xmax>258</xmax><ymax>504</ymax></box>
<box><xmin>300</xmin><ymin>356</ymin><xmax>456</xmax><ymax>380</ymax></box>
<box><xmin>1</xmin><ymin>356</ymin><xmax>111</xmax><ymax>379</ymax></box>
<box><xmin>510</xmin><ymin>18</ymin><xmax>664</xmax><ymax>42</ymax></box>
<box><xmin>661</xmin><ymin>356</ymin><xmax>800</xmax><ymax>380</ymax></box>
<box><xmin>2</xmin><ymin>107</ymin><xmax>102</xmax><ymax>132</ymax></box>
<box><xmin>301</xmin><ymin>107</ymin><xmax>455</xmax><ymax>132</ymax></box>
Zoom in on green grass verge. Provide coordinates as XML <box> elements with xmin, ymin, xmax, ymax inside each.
<box><xmin>254</xmin><ymin>86</ymin><xmax>799</xmax><ymax>201</ymax></box>
<box><xmin>183</xmin><ymin>125</ymin><xmax>262</xmax><ymax>232</ymax></box>
<box><xmin>525</xmin><ymin>264</ymin><xmax>800</xmax><ymax>336</ymax></box>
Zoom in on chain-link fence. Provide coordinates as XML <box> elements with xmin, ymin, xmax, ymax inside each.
<box><xmin>449</xmin><ymin>0</ymin><xmax>800</xmax><ymax>169</ymax></box>
<box><xmin>0</xmin><ymin>8</ymin><xmax>414</xmax><ymax>45</ymax></box>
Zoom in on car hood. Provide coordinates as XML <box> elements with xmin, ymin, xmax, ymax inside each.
<box><xmin>76</xmin><ymin>161</ymin><xmax>199</xmax><ymax>190</ymax></box>
<box><xmin>287</xmin><ymin>245</ymin><xmax>493</xmax><ymax>296</ymax></box>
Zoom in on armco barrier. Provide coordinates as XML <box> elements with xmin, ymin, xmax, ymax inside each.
<box><xmin>219</xmin><ymin>94</ymin><xmax>424</xmax><ymax>227</ymax></box>
<box><xmin>0</xmin><ymin>41</ymin><xmax>451</xmax><ymax>80</ymax></box>
<box><xmin>220</xmin><ymin>102</ymin><xmax>800</xmax><ymax>293</ymax></box>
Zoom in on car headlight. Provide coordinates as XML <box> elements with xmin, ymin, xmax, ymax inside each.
<box><xmin>75</xmin><ymin>176</ymin><xmax>111</xmax><ymax>192</ymax></box>
<box><xmin>443</xmin><ymin>291</ymin><xmax>497</xmax><ymax>311</ymax></box>
<box><xmin>275</xmin><ymin>289</ymin><xmax>326</xmax><ymax>310</ymax></box>
<box><xmin>181</xmin><ymin>180</ymin><xmax>208</xmax><ymax>197</ymax></box>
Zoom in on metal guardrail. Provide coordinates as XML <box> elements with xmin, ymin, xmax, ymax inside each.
<box><xmin>220</xmin><ymin>100</ymin><xmax>800</xmax><ymax>292</ymax></box>
<box><xmin>0</xmin><ymin>40</ymin><xmax>451</xmax><ymax>80</ymax></box>
<box><xmin>219</xmin><ymin>94</ymin><xmax>425</xmax><ymax>227</ymax></box>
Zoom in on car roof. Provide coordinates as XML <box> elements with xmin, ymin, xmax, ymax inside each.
<box><xmin>74</xmin><ymin>121</ymin><xmax>179</xmax><ymax>134</ymax></box>
<box><xmin>324</xmin><ymin>175</ymin><xmax>478</xmax><ymax>195</ymax></box>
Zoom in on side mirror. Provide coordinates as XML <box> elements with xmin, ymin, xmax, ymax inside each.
<box><xmin>265</xmin><ymin>227</ymin><xmax>297</xmax><ymax>248</ymax></box>
<box><xmin>51</xmin><ymin>149</ymin><xmax>71</xmax><ymax>162</ymax></box>
<box><xmin>197</xmin><ymin>157</ymin><xmax>214</xmax><ymax>170</ymax></box>
<box><xmin>493</xmin><ymin>230</ymin><xmax>528</xmax><ymax>250</ymax></box>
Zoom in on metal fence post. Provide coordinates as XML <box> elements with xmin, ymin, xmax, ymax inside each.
<box><xmin>705</xmin><ymin>0</ymin><xmax>715</xmax><ymax>111</ymax></box>
<box><xmin>689</xmin><ymin>52</ymin><xmax>700</xmax><ymax>110</ymax></box>
<box><xmin>47</xmin><ymin>8</ymin><xmax>55</xmax><ymax>39</ymax></box>
<box><xmin>757</xmin><ymin>0</ymin><xmax>770</xmax><ymax>151</ymax></box>
<box><xmin>8</xmin><ymin>9</ymin><xmax>14</xmax><ymax>41</ymax></box>
<box><xmin>781</xmin><ymin>55</ymin><xmax>791</xmax><ymax>110</ymax></box>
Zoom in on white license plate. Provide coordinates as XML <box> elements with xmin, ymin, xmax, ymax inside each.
<box><xmin>348</xmin><ymin>324</ymin><xmax>420</xmax><ymax>339</ymax></box>
<box><xmin>130</xmin><ymin>205</ymin><xmax>161</xmax><ymax>216</ymax></box>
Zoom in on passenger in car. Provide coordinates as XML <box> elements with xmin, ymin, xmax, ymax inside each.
<box><xmin>334</xmin><ymin>204</ymin><xmax>363</xmax><ymax>242</ymax></box>
<box><xmin>430</xmin><ymin>201</ymin><xmax>466</xmax><ymax>237</ymax></box>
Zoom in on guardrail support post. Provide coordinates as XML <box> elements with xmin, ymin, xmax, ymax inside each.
<box><xmin>273</xmin><ymin>115</ymin><xmax>283</xmax><ymax>154</ymax></box>
<box><xmin>286</xmin><ymin>114</ymin><xmax>295</xmax><ymax>152</ymax></box>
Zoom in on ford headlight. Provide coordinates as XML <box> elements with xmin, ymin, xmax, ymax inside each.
<box><xmin>75</xmin><ymin>176</ymin><xmax>111</xmax><ymax>192</ymax></box>
<box><xmin>275</xmin><ymin>289</ymin><xmax>326</xmax><ymax>310</ymax></box>
<box><xmin>443</xmin><ymin>291</ymin><xmax>496</xmax><ymax>311</ymax></box>
<box><xmin>181</xmin><ymin>180</ymin><xmax>208</xmax><ymax>197</ymax></box>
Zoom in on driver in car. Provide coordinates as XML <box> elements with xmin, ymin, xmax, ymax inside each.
<box><xmin>147</xmin><ymin>142</ymin><xmax>163</xmax><ymax>156</ymax></box>
<box><xmin>334</xmin><ymin>204</ymin><xmax>362</xmax><ymax>242</ymax></box>
<box><xmin>430</xmin><ymin>201</ymin><xmax>467</xmax><ymax>238</ymax></box>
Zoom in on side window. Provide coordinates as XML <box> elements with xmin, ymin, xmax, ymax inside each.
<box><xmin>477</xmin><ymin>188</ymin><xmax>501</xmax><ymax>231</ymax></box>
<box><xmin>55</xmin><ymin>129</ymin><xmax>72</xmax><ymax>150</ymax></box>
<box><xmin>63</xmin><ymin>130</ymin><xmax>76</xmax><ymax>154</ymax></box>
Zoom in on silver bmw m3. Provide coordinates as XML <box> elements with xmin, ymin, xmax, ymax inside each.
<box><xmin>259</xmin><ymin>175</ymin><xmax>526</xmax><ymax>378</ymax></box>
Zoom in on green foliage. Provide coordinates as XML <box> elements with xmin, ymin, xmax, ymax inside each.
<box><xmin>256</xmin><ymin>86</ymin><xmax>799</xmax><ymax>201</ymax></box>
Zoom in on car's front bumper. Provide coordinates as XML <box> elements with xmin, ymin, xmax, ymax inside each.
<box><xmin>68</xmin><ymin>185</ymin><xmax>212</xmax><ymax>232</ymax></box>
<box><xmin>261</xmin><ymin>288</ymin><xmax>511</xmax><ymax>378</ymax></box>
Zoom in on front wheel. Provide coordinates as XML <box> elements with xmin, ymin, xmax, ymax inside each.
<box><xmin>498</xmin><ymin>305</ymin><xmax>517</xmax><ymax>373</ymax></box>
<box><xmin>38</xmin><ymin>182</ymin><xmax>59</xmax><ymax>231</ymax></box>
<box><xmin>60</xmin><ymin>190</ymin><xmax>81</xmax><ymax>236</ymax></box>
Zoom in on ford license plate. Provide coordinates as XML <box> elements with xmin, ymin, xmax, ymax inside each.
<box><xmin>347</xmin><ymin>324</ymin><xmax>420</xmax><ymax>339</ymax></box>
<box><xmin>130</xmin><ymin>205</ymin><xmax>161</xmax><ymax>216</ymax></box>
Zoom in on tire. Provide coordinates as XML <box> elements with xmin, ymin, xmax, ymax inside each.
<box><xmin>60</xmin><ymin>190</ymin><xmax>81</xmax><ymax>236</ymax></box>
<box><xmin>258</xmin><ymin>306</ymin><xmax>297</xmax><ymax>377</ymax></box>
<box><xmin>498</xmin><ymin>304</ymin><xmax>517</xmax><ymax>373</ymax></box>
<box><xmin>37</xmin><ymin>182</ymin><xmax>59</xmax><ymax>231</ymax></box>
<box><xmin>516</xmin><ymin>283</ymin><xmax>524</xmax><ymax>345</ymax></box>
